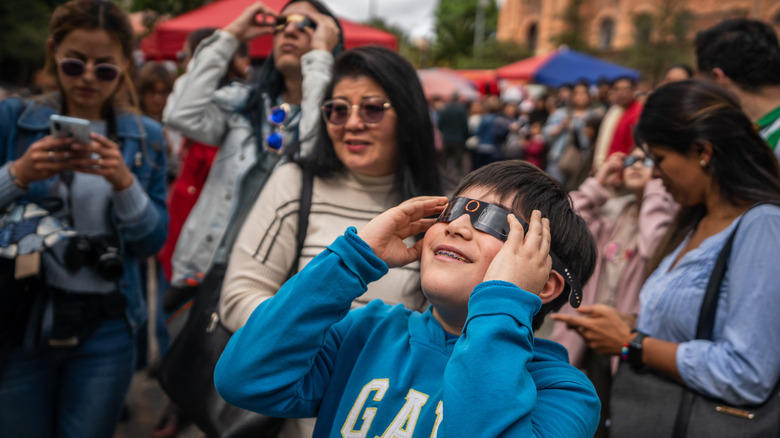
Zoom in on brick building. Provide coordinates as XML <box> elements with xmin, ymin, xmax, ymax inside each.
<box><xmin>497</xmin><ymin>0</ymin><xmax>780</xmax><ymax>55</ymax></box>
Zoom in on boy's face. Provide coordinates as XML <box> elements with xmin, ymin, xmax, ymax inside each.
<box><xmin>420</xmin><ymin>186</ymin><xmax>510</xmax><ymax>326</ymax></box>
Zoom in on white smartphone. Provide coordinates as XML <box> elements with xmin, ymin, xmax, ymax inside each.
<box><xmin>50</xmin><ymin>114</ymin><xmax>91</xmax><ymax>144</ymax></box>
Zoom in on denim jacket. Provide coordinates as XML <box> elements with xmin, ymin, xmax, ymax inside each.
<box><xmin>0</xmin><ymin>95</ymin><xmax>168</xmax><ymax>332</ymax></box>
<box><xmin>163</xmin><ymin>30</ymin><xmax>333</xmax><ymax>281</ymax></box>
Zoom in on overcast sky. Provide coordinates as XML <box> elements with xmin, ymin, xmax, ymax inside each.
<box><xmin>323</xmin><ymin>0</ymin><xmax>439</xmax><ymax>40</ymax></box>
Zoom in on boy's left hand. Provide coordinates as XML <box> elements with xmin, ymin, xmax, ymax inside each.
<box><xmin>483</xmin><ymin>210</ymin><xmax>551</xmax><ymax>295</ymax></box>
<box><xmin>358</xmin><ymin>196</ymin><xmax>448</xmax><ymax>268</ymax></box>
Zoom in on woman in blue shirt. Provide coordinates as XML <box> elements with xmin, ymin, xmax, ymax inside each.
<box><xmin>553</xmin><ymin>80</ymin><xmax>780</xmax><ymax>407</ymax></box>
<box><xmin>0</xmin><ymin>1</ymin><xmax>167</xmax><ymax>436</ymax></box>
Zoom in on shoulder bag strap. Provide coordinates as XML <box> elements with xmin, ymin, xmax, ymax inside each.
<box><xmin>673</xmin><ymin>200</ymin><xmax>780</xmax><ymax>437</ymax></box>
<box><xmin>286</xmin><ymin>166</ymin><xmax>313</xmax><ymax>280</ymax></box>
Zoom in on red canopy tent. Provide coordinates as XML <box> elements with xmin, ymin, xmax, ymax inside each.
<box><xmin>457</xmin><ymin>69</ymin><xmax>498</xmax><ymax>96</ymax></box>
<box><xmin>140</xmin><ymin>0</ymin><xmax>397</xmax><ymax>61</ymax></box>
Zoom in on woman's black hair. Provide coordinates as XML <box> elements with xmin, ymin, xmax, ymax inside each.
<box><xmin>635</xmin><ymin>79</ymin><xmax>780</xmax><ymax>274</ymax></box>
<box><xmin>241</xmin><ymin>0</ymin><xmax>345</xmax><ymax>150</ymax></box>
<box><xmin>299</xmin><ymin>45</ymin><xmax>443</xmax><ymax>202</ymax></box>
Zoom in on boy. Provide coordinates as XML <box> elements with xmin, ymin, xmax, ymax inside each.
<box><xmin>215</xmin><ymin>160</ymin><xmax>600</xmax><ymax>437</ymax></box>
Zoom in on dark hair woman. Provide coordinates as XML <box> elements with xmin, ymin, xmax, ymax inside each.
<box><xmin>552</xmin><ymin>80</ymin><xmax>780</xmax><ymax>435</ymax></box>
<box><xmin>0</xmin><ymin>0</ymin><xmax>168</xmax><ymax>436</ymax></box>
<box><xmin>220</xmin><ymin>46</ymin><xmax>443</xmax><ymax>438</ymax></box>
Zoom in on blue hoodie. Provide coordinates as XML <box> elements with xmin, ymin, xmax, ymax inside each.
<box><xmin>215</xmin><ymin>227</ymin><xmax>600</xmax><ymax>437</ymax></box>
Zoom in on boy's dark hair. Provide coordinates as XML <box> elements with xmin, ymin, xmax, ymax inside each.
<box><xmin>695</xmin><ymin>18</ymin><xmax>780</xmax><ymax>92</ymax></box>
<box><xmin>451</xmin><ymin>160</ymin><xmax>597</xmax><ymax>331</ymax></box>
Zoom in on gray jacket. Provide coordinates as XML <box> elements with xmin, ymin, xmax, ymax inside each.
<box><xmin>163</xmin><ymin>30</ymin><xmax>333</xmax><ymax>281</ymax></box>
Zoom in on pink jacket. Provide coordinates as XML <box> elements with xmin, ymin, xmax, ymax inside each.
<box><xmin>550</xmin><ymin>177</ymin><xmax>677</xmax><ymax>370</ymax></box>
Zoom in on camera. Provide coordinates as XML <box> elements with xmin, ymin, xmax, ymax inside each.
<box><xmin>64</xmin><ymin>235</ymin><xmax>124</xmax><ymax>282</ymax></box>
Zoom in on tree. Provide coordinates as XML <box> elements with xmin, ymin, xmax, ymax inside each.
<box><xmin>0</xmin><ymin>0</ymin><xmax>62</xmax><ymax>88</ymax></box>
<box><xmin>432</xmin><ymin>0</ymin><xmax>498</xmax><ymax>66</ymax></box>
<box><xmin>130</xmin><ymin>0</ymin><xmax>206</xmax><ymax>16</ymax></box>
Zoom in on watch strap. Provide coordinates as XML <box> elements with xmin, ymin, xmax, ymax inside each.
<box><xmin>628</xmin><ymin>331</ymin><xmax>648</xmax><ymax>370</ymax></box>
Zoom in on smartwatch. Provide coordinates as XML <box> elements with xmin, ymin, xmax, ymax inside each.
<box><xmin>628</xmin><ymin>331</ymin><xmax>648</xmax><ymax>370</ymax></box>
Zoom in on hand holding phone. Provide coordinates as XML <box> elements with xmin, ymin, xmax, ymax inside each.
<box><xmin>50</xmin><ymin>114</ymin><xmax>91</xmax><ymax>145</ymax></box>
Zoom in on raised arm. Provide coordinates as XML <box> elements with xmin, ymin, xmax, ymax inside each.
<box><xmin>162</xmin><ymin>30</ymin><xmax>242</xmax><ymax>145</ymax></box>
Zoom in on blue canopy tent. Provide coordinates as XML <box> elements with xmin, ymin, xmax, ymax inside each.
<box><xmin>497</xmin><ymin>48</ymin><xmax>640</xmax><ymax>86</ymax></box>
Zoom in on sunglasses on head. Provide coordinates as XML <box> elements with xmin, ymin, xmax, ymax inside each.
<box><xmin>623</xmin><ymin>155</ymin><xmax>654</xmax><ymax>168</ymax></box>
<box><xmin>264</xmin><ymin>103</ymin><xmax>291</xmax><ymax>151</ymax></box>
<box><xmin>275</xmin><ymin>14</ymin><xmax>316</xmax><ymax>33</ymax></box>
<box><xmin>321</xmin><ymin>98</ymin><xmax>392</xmax><ymax>126</ymax></box>
<box><xmin>58</xmin><ymin>58</ymin><xmax>120</xmax><ymax>82</ymax></box>
<box><xmin>436</xmin><ymin>197</ymin><xmax>584</xmax><ymax>308</ymax></box>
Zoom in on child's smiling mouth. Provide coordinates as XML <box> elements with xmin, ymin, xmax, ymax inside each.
<box><xmin>434</xmin><ymin>248</ymin><xmax>471</xmax><ymax>263</ymax></box>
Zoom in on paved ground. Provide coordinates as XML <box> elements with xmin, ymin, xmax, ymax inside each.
<box><xmin>114</xmin><ymin>370</ymin><xmax>203</xmax><ymax>438</ymax></box>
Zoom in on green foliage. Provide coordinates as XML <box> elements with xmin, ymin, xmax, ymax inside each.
<box><xmin>432</xmin><ymin>0</ymin><xmax>498</xmax><ymax>65</ymax></box>
<box><xmin>0</xmin><ymin>0</ymin><xmax>62</xmax><ymax>86</ymax></box>
<box><xmin>130</xmin><ymin>0</ymin><xmax>205</xmax><ymax>16</ymax></box>
<box><xmin>452</xmin><ymin>40</ymin><xmax>532</xmax><ymax>69</ymax></box>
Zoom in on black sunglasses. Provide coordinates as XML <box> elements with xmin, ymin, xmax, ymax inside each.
<box><xmin>437</xmin><ymin>197</ymin><xmax>584</xmax><ymax>308</ymax></box>
<box><xmin>274</xmin><ymin>14</ymin><xmax>316</xmax><ymax>33</ymax></box>
<box><xmin>58</xmin><ymin>58</ymin><xmax>120</xmax><ymax>82</ymax></box>
<box><xmin>321</xmin><ymin>98</ymin><xmax>392</xmax><ymax>126</ymax></box>
<box><xmin>623</xmin><ymin>155</ymin><xmax>654</xmax><ymax>168</ymax></box>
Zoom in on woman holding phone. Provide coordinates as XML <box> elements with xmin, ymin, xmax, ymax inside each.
<box><xmin>0</xmin><ymin>0</ymin><xmax>167</xmax><ymax>436</ymax></box>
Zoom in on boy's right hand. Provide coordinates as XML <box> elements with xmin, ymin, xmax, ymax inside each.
<box><xmin>224</xmin><ymin>2</ymin><xmax>277</xmax><ymax>43</ymax></box>
<box><xmin>358</xmin><ymin>196</ymin><xmax>448</xmax><ymax>268</ymax></box>
<box><xmin>483</xmin><ymin>210</ymin><xmax>552</xmax><ymax>295</ymax></box>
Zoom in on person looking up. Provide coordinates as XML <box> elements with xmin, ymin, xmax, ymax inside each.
<box><xmin>163</xmin><ymin>0</ymin><xmax>343</xmax><ymax>284</ymax></box>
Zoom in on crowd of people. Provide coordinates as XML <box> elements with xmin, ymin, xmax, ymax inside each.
<box><xmin>1</xmin><ymin>0</ymin><xmax>780</xmax><ymax>437</ymax></box>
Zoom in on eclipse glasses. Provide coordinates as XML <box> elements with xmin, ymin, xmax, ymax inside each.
<box><xmin>274</xmin><ymin>14</ymin><xmax>316</xmax><ymax>32</ymax></box>
<box><xmin>437</xmin><ymin>197</ymin><xmax>583</xmax><ymax>308</ymax></box>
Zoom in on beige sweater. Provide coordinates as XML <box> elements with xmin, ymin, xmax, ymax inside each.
<box><xmin>220</xmin><ymin>162</ymin><xmax>427</xmax><ymax>332</ymax></box>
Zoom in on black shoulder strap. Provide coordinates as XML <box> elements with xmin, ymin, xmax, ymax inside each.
<box><xmin>695</xmin><ymin>200</ymin><xmax>780</xmax><ymax>340</ymax></box>
<box><xmin>673</xmin><ymin>200</ymin><xmax>780</xmax><ymax>438</ymax></box>
<box><xmin>286</xmin><ymin>166</ymin><xmax>313</xmax><ymax>280</ymax></box>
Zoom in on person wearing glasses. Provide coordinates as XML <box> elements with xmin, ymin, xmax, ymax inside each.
<box><xmin>546</xmin><ymin>147</ymin><xmax>676</xmax><ymax>437</ymax></box>
<box><xmin>220</xmin><ymin>46</ymin><xmax>442</xmax><ymax>437</ymax></box>
<box><xmin>552</xmin><ymin>80</ymin><xmax>780</xmax><ymax>432</ymax></box>
<box><xmin>0</xmin><ymin>0</ymin><xmax>167</xmax><ymax>436</ymax></box>
<box><xmin>215</xmin><ymin>160</ymin><xmax>600</xmax><ymax>437</ymax></box>
<box><xmin>163</xmin><ymin>0</ymin><xmax>343</xmax><ymax>285</ymax></box>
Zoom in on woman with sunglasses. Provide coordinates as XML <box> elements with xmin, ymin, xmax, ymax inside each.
<box><xmin>546</xmin><ymin>147</ymin><xmax>677</xmax><ymax>436</ymax></box>
<box><xmin>220</xmin><ymin>45</ymin><xmax>442</xmax><ymax>438</ymax></box>
<box><xmin>552</xmin><ymin>80</ymin><xmax>780</xmax><ymax>434</ymax></box>
<box><xmin>163</xmin><ymin>0</ymin><xmax>343</xmax><ymax>285</ymax></box>
<box><xmin>0</xmin><ymin>0</ymin><xmax>167</xmax><ymax>436</ymax></box>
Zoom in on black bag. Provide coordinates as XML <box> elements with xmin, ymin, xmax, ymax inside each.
<box><xmin>610</xmin><ymin>202</ymin><xmax>780</xmax><ymax>438</ymax></box>
<box><xmin>157</xmin><ymin>167</ymin><xmax>314</xmax><ymax>438</ymax></box>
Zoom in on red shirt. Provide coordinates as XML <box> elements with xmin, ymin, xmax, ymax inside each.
<box><xmin>608</xmin><ymin>100</ymin><xmax>643</xmax><ymax>156</ymax></box>
<box><xmin>157</xmin><ymin>139</ymin><xmax>218</xmax><ymax>280</ymax></box>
